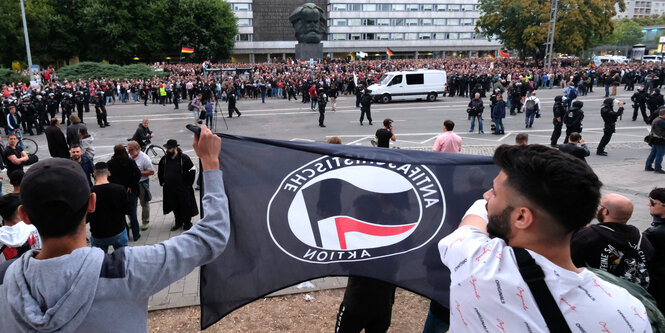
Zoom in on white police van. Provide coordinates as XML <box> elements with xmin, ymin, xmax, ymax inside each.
<box><xmin>368</xmin><ymin>70</ymin><xmax>447</xmax><ymax>103</ymax></box>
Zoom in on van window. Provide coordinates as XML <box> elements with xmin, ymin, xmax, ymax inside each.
<box><xmin>389</xmin><ymin>75</ymin><xmax>403</xmax><ymax>86</ymax></box>
<box><xmin>406</xmin><ymin>74</ymin><xmax>424</xmax><ymax>85</ymax></box>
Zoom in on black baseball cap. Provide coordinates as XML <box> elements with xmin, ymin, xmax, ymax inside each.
<box><xmin>20</xmin><ymin>158</ymin><xmax>91</xmax><ymax>214</ymax></box>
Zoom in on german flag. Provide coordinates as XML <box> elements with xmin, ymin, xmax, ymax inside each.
<box><xmin>181</xmin><ymin>47</ymin><xmax>194</xmax><ymax>54</ymax></box>
<box><xmin>386</xmin><ymin>48</ymin><xmax>394</xmax><ymax>56</ymax></box>
<box><xmin>488</xmin><ymin>53</ymin><xmax>495</xmax><ymax>60</ymax></box>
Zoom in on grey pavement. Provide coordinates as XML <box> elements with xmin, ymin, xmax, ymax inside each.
<box><xmin>14</xmin><ymin>85</ymin><xmax>663</xmax><ymax>311</ymax></box>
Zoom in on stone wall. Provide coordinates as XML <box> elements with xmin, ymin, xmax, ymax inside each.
<box><xmin>252</xmin><ymin>0</ymin><xmax>327</xmax><ymax>42</ymax></box>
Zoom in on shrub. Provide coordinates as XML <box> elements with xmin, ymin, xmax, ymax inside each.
<box><xmin>58</xmin><ymin>62</ymin><xmax>169</xmax><ymax>81</ymax></box>
<box><xmin>0</xmin><ymin>69</ymin><xmax>30</xmax><ymax>85</ymax></box>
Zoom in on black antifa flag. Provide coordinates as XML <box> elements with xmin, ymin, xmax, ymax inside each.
<box><xmin>200</xmin><ymin>134</ymin><xmax>498</xmax><ymax>329</ymax></box>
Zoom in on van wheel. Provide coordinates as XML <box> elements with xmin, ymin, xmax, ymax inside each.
<box><xmin>381</xmin><ymin>94</ymin><xmax>391</xmax><ymax>103</ymax></box>
<box><xmin>427</xmin><ymin>93</ymin><xmax>437</xmax><ymax>102</ymax></box>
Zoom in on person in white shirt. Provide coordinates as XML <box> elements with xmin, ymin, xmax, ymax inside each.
<box><xmin>438</xmin><ymin>144</ymin><xmax>651</xmax><ymax>332</ymax></box>
<box><xmin>522</xmin><ymin>91</ymin><xmax>542</xmax><ymax>128</ymax></box>
<box><xmin>127</xmin><ymin>140</ymin><xmax>155</xmax><ymax>231</ymax></box>
<box><xmin>0</xmin><ymin>194</ymin><xmax>41</xmax><ymax>263</ymax></box>
<box><xmin>432</xmin><ymin>120</ymin><xmax>462</xmax><ymax>153</ymax></box>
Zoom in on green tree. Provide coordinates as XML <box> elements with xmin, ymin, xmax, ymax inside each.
<box><xmin>165</xmin><ymin>0</ymin><xmax>237</xmax><ymax>62</ymax></box>
<box><xmin>605</xmin><ymin>19</ymin><xmax>645</xmax><ymax>45</ymax></box>
<box><xmin>476</xmin><ymin>0</ymin><xmax>626</xmax><ymax>58</ymax></box>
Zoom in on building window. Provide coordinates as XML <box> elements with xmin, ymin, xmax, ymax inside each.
<box><xmin>377</xmin><ymin>33</ymin><xmax>390</xmax><ymax>40</ymax></box>
<box><xmin>462</xmin><ymin>4</ymin><xmax>475</xmax><ymax>11</ymax></box>
<box><xmin>437</xmin><ymin>4</ymin><xmax>447</xmax><ymax>11</ymax></box>
<box><xmin>331</xmin><ymin>33</ymin><xmax>347</xmax><ymax>40</ymax></box>
<box><xmin>333</xmin><ymin>19</ymin><xmax>347</xmax><ymax>26</ymax></box>
<box><xmin>461</xmin><ymin>18</ymin><xmax>474</xmax><ymax>26</ymax></box>
<box><xmin>392</xmin><ymin>33</ymin><xmax>404</xmax><ymax>40</ymax></box>
<box><xmin>460</xmin><ymin>32</ymin><xmax>472</xmax><ymax>39</ymax></box>
<box><xmin>405</xmin><ymin>33</ymin><xmax>418</xmax><ymax>40</ymax></box>
<box><xmin>422</xmin><ymin>4</ymin><xmax>434</xmax><ymax>11</ymax></box>
<box><xmin>433</xmin><ymin>32</ymin><xmax>446</xmax><ymax>39</ymax></box>
<box><xmin>449</xmin><ymin>33</ymin><xmax>459</xmax><ymax>39</ymax></box>
<box><xmin>332</xmin><ymin>4</ymin><xmax>346</xmax><ymax>11</ymax></box>
<box><xmin>349</xmin><ymin>4</ymin><xmax>362</xmax><ymax>11</ymax></box>
<box><xmin>232</xmin><ymin>3</ymin><xmax>251</xmax><ymax>11</ymax></box>
<box><xmin>422</xmin><ymin>18</ymin><xmax>433</xmax><ymax>26</ymax></box>
<box><xmin>378</xmin><ymin>4</ymin><xmax>391</xmax><ymax>11</ymax></box>
<box><xmin>406</xmin><ymin>18</ymin><xmax>419</xmax><ymax>26</ymax></box>
<box><xmin>364</xmin><ymin>19</ymin><xmax>376</xmax><ymax>26</ymax></box>
<box><xmin>377</xmin><ymin>18</ymin><xmax>390</xmax><ymax>26</ymax></box>
<box><xmin>434</xmin><ymin>19</ymin><xmax>446</xmax><ymax>25</ymax></box>
<box><xmin>406</xmin><ymin>4</ymin><xmax>420</xmax><ymax>11</ymax></box>
<box><xmin>392</xmin><ymin>4</ymin><xmax>405</xmax><ymax>11</ymax></box>
<box><xmin>350</xmin><ymin>33</ymin><xmax>362</xmax><ymax>40</ymax></box>
<box><xmin>393</xmin><ymin>18</ymin><xmax>405</xmax><ymax>26</ymax></box>
<box><xmin>364</xmin><ymin>4</ymin><xmax>377</xmax><ymax>11</ymax></box>
<box><xmin>419</xmin><ymin>33</ymin><xmax>432</xmax><ymax>39</ymax></box>
<box><xmin>234</xmin><ymin>34</ymin><xmax>252</xmax><ymax>41</ymax></box>
<box><xmin>447</xmin><ymin>18</ymin><xmax>460</xmax><ymax>25</ymax></box>
<box><xmin>448</xmin><ymin>5</ymin><xmax>461</xmax><ymax>11</ymax></box>
<box><xmin>349</xmin><ymin>19</ymin><xmax>362</xmax><ymax>26</ymax></box>
<box><xmin>365</xmin><ymin>33</ymin><xmax>376</xmax><ymax>40</ymax></box>
<box><xmin>237</xmin><ymin>18</ymin><xmax>252</xmax><ymax>26</ymax></box>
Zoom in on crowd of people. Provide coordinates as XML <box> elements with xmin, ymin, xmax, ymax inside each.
<box><xmin>0</xmin><ymin>56</ymin><xmax>664</xmax><ymax>331</ymax></box>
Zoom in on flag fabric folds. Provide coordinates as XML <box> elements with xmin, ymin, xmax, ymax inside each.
<box><xmin>488</xmin><ymin>53</ymin><xmax>495</xmax><ymax>60</ymax></box>
<box><xmin>199</xmin><ymin>134</ymin><xmax>498</xmax><ymax>329</ymax></box>
<box><xmin>181</xmin><ymin>47</ymin><xmax>194</xmax><ymax>53</ymax></box>
<box><xmin>498</xmin><ymin>49</ymin><xmax>510</xmax><ymax>58</ymax></box>
<box><xmin>386</xmin><ymin>48</ymin><xmax>394</xmax><ymax>56</ymax></box>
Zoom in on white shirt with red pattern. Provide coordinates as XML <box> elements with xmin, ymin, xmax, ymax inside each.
<box><xmin>0</xmin><ymin>221</ymin><xmax>41</xmax><ymax>263</ymax></box>
<box><xmin>439</xmin><ymin>225</ymin><xmax>652</xmax><ymax>333</ymax></box>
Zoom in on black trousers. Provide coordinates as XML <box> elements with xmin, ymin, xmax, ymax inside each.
<box><xmin>319</xmin><ymin>109</ymin><xmax>325</xmax><ymax>126</ymax></box>
<box><xmin>96</xmin><ymin>106</ymin><xmax>108</xmax><ymax>126</ymax></box>
<box><xmin>172</xmin><ymin>204</ymin><xmax>192</xmax><ymax>228</ymax></box>
<box><xmin>77</xmin><ymin>104</ymin><xmax>84</xmax><ymax>122</ymax></box>
<box><xmin>173</xmin><ymin>97</ymin><xmax>179</xmax><ymax>109</ymax></box>
<box><xmin>335</xmin><ymin>302</ymin><xmax>392</xmax><ymax>333</ymax></box>
<box><xmin>84</xmin><ymin>102</ymin><xmax>90</xmax><ymax>113</ymax></box>
<box><xmin>360</xmin><ymin>108</ymin><xmax>372</xmax><ymax>124</ymax></box>
<box><xmin>633</xmin><ymin>104</ymin><xmax>647</xmax><ymax>122</ymax></box>
<box><xmin>228</xmin><ymin>105</ymin><xmax>240</xmax><ymax>117</ymax></box>
<box><xmin>550</xmin><ymin>120</ymin><xmax>563</xmax><ymax>146</ymax></box>
<box><xmin>597</xmin><ymin>129</ymin><xmax>614</xmax><ymax>152</ymax></box>
<box><xmin>61</xmin><ymin>109</ymin><xmax>72</xmax><ymax>126</ymax></box>
<box><xmin>510</xmin><ymin>99</ymin><xmax>521</xmax><ymax>114</ymax></box>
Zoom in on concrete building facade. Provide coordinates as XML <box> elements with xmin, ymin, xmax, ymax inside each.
<box><xmin>616</xmin><ymin>0</ymin><xmax>665</xmax><ymax>19</ymax></box>
<box><xmin>228</xmin><ymin>0</ymin><xmax>501</xmax><ymax>62</ymax></box>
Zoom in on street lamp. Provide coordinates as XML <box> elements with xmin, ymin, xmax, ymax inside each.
<box><xmin>19</xmin><ymin>0</ymin><xmax>34</xmax><ymax>76</ymax></box>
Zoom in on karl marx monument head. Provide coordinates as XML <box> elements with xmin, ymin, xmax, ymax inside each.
<box><xmin>289</xmin><ymin>3</ymin><xmax>327</xmax><ymax>43</ymax></box>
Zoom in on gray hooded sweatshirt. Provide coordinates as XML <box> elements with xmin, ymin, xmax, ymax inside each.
<box><xmin>0</xmin><ymin>169</ymin><xmax>229</xmax><ymax>332</ymax></box>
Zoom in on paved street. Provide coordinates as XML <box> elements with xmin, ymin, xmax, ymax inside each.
<box><xmin>20</xmin><ymin>85</ymin><xmax>662</xmax><ymax>311</ymax></box>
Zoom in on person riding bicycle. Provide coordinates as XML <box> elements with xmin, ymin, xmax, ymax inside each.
<box><xmin>131</xmin><ymin>119</ymin><xmax>154</xmax><ymax>150</ymax></box>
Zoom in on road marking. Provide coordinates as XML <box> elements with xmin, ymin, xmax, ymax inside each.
<box><xmin>498</xmin><ymin>131</ymin><xmax>512</xmax><ymax>141</ymax></box>
<box><xmin>346</xmin><ymin>136</ymin><xmax>372</xmax><ymax>145</ymax></box>
<box><xmin>420</xmin><ymin>136</ymin><xmax>438</xmax><ymax>144</ymax></box>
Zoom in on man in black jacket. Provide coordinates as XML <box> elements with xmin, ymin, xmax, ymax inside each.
<box><xmin>631</xmin><ymin>86</ymin><xmax>649</xmax><ymax>123</ymax></box>
<box><xmin>550</xmin><ymin>95</ymin><xmax>566</xmax><ymax>146</ymax></box>
<box><xmin>158</xmin><ymin>139</ymin><xmax>198</xmax><ymax>231</ymax></box>
<box><xmin>558</xmin><ymin>132</ymin><xmax>590</xmax><ymax>162</ymax></box>
<box><xmin>644</xmin><ymin>187</ymin><xmax>665</xmax><ymax>313</ymax></box>
<box><xmin>597</xmin><ymin>98</ymin><xmax>624</xmax><ymax>156</ymax></box>
<box><xmin>564</xmin><ymin>100</ymin><xmax>584</xmax><ymax>143</ymax></box>
<box><xmin>131</xmin><ymin>119</ymin><xmax>154</xmax><ymax>149</ymax></box>
<box><xmin>571</xmin><ymin>193</ymin><xmax>653</xmax><ymax>289</ymax></box>
<box><xmin>647</xmin><ymin>88</ymin><xmax>664</xmax><ymax>123</ymax></box>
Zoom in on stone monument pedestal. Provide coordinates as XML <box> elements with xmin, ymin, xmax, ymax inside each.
<box><xmin>295</xmin><ymin>43</ymin><xmax>323</xmax><ymax>61</ymax></box>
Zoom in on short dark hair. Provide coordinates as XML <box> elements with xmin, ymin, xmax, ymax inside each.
<box><xmin>8</xmin><ymin>170</ymin><xmax>24</xmax><ymax>187</ymax></box>
<box><xmin>650</xmin><ymin>187</ymin><xmax>665</xmax><ymax>202</ymax></box>
<box><xmin>569</xmin><ymin>132</ymin><xmax>581</xmax><ymax>142</ymax></box>
<box><xmin>29</xmin><ymin>201</ymin><xmax>88</xmax><ymax>239</ymax></box>
<box><xmin>70</xmin><ymin>144</ymin><xmax>81</xmax><ymax>150</ymax></box>
<box><xmin>7</xmin><ymin>133</ymin><xmax>17</xmax><ymax>139</ymax></box>
<box><xmin>443</xmin><ymin>120</ymin><xmax>455</xmax><ymax>131</ymax></box>
<box><xmin>515</xmin><ymin>133</ymin><xmax>528</xmax><ymax>145</ymax></box>
<box><xmin>493</xmin><ymin>144</ymin><xmax>602</xmax><ymax>233</ymax></box>
<box><xmin>0</xmin><ymin>193</ymin><xmax>21</xmax><ymax>223</ymax></box>
<box><xmin>50</xmin><ymin>118</ymin><xmax>59</xmax><ymax>126</ymax></box>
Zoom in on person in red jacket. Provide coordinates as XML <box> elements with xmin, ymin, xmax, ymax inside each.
<box><xmin>309</xmin><ymin>84</ymin><xmax>318</xmax><ymax>110</ymax></box>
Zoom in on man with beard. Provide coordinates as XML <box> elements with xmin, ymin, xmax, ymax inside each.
<box><xmin>158</xmin><ymin>139</ymin><xmax>197</xmax><ymax>231</ymax></box>
<box><xmin>438</xmin><ymin>144</ymin><xmax>649</xmax><ymax>332</ymax></box>
<box><xmin>570</xmin><ymin>193</ymin><xmax>653</xmax><ymax>289</ymax></box>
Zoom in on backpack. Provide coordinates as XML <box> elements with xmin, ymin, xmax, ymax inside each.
<box><xmin>525</xmin><ymin>98</ymin><xmax>537</xmax><ymax>112</ymax></box>
<box><xmin>567</xmin><ymin>87</ymin><xmax>578</xmax><ymax>100</ymax></box>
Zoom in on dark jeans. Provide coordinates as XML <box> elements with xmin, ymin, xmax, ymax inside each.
<box><xmin>597</xmin><ymin>129</ymin><xmax>614</xmax><ymax>152</ymax></box>
<box><xmin>318</xmin><ymin>109</ymin><xmax>325</xmax><ymax>126</ymax></box>
<box><xmin>551</xmin><ymin>121</ymin><xmax>563</xmax><ymax>146</ymax></box>
<box><xmin>335</xmin><ymin>302</ymin><xmax>392</xmax><ymax>333</ymax></box>
<box><xmin>422</xmin><ymin>309</ymin><xmax>450</xmax><ymax>333</ymax></box>
<box><xmin>173</xmin><ymin>204</ymin><xmax>192</xmax><ymax>228</ymax></box>
<box><xmin>360</xmin><ymin>108</ymin><xmax>372</xmax><ymax>124</ymax></box>
<box><xmin>127</xmin><ymin>192</ymin><xmax>140</xmax><ymax>240</ymax></box>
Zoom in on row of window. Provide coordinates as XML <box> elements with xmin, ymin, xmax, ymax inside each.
<box><xmin>331</xmin><ymin>18</ymin><xmax>475</xmax><ymax>27</ymax></box>
<box><xmin>237</xmin><ymin>18</ymin><xmax>252</xmax><ymax>26</ymax></box>
<box><xmin>329</xmin><ymin>32</ymin><xmax>480</xmax><ymax>40</ymax></box>
<box><xmin>234</xmin><ymin>32</ymin><xmax>480</xmax><ymax>41</ymax></box>
<box><xmin>232</xmin><ymin>3</ymin><xmax>251</xmax><ymax>12</ymax></box>
<box><xmin>330</xmin><ymin>3</ymin><xmax>479</xmax><ymax>12</ymax></box>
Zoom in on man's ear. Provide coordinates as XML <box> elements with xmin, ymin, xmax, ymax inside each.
<box><xmin>512</xmin><ymin>206</ymin><xmax>534</xmax><ymax>231</ymax></box>
<box><xmin>18</xmin><ymin>205</ymin><xmax>30</xmax><ymax>224</ymax></box>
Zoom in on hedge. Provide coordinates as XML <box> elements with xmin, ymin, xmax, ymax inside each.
<box><xmin>0</xmin><ymin>69</ymin><xmax>30</xmax><ymax>85</ymax></box>
<box><xmin>58</xmin><ymin>62</ymin><xmax>170</xmax><ymax>81</ymax></box>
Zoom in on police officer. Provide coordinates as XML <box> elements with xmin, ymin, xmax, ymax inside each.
<box><xmin>33</xmin><ymin>94</ymin><xmax>47</xmax><ymax>132</ymax></box>
<box><xmin>647</xmin><ymin>88</ymin><xmax>664</xmax><ymax>123</ymax></box>
<box><xmin>550</xmin><ymin>95</ymin><xmax>566</xmax><ymax>147</ymax></box>
<box><xmin>19</xmin><ymin>96</ymin><xmax>36</xmax><ymax>135</ymax></box>
<box><xmin>82</xmin><ymin>85</ymin><xmax>91</xmax><ymax>113</ymax></box>
<box><xmin>632</xmin><ymin>86</ymin><xmax>648</xmax><ymax>123</ymax></box>
<box><xmin>94</xmin><ymin>90</ymin><xmax>110</xmax><ymax>128</ymax></box>
<box><xmin>226</xmin><ymin>89</ymin><xmax>241</xmax><ymax>118</ymax></box>
<box><xmin>359</xmin><ymin>89</ymin><xmax>373</xmax><ymax>126</ymax></box>
<box><xmin>74</xmin><ymin>91</ymin><xmax>85</xmax><ymax>122</ymax></box>
<box><xmin>564</xmin><ymin>100</ymin><xmax>584</xmax><ymax>144</ymax></box>
<box><xmin>317</xmin><ymin>87</ymin><xmax>327</xmax><ymax>127</ymax></box>
<box><xmin>61</xmin><ymin>93</ymin><xmax>74</xmax><ymax>126</ymax></box>
<box><xmin>46</xmin><ymin>93</ymin><xmax>58</xmax><ymax>120</ymax></box>
<box><xmin>597</xmin><ymin>98</ymin><xmax>624</xmax><ymax>156</ymax></box>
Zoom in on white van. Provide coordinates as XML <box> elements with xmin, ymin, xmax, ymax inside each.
<box><xmin>368</xmin><ymin>70</ymin><xmax>446</xmax><ymax>103</ymax></box>
<box><xmin>642</xmin><ymin>55</ymin><xmax>663</xmax><ymax>63</ymax></box>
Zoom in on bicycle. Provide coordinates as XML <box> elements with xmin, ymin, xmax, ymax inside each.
<box><xmin>9</xmin><ymin>130</ymin><xmax>38</xmax><ymax>155</ymax></box>
<box><xmin>128</xmin><ymin>139</ymin><xmax>165</xmax><ymax>165</ymax></box>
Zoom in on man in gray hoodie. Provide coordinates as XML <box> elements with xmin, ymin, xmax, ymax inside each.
<box><xmin>0</xmin><ymin>125</ymin><xmax>227</xmax><ymax>332</ymax></box>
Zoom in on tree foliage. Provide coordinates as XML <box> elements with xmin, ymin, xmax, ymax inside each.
<box><xmin>601</xmin><ymin>19</ymin><xmax>644</xmax><ymax>46</ymax></box>
<box><xmin>476</xmin><ymin>0</ymin><xmax>626</xmax><ymax>58</ymax></box>
<box><xmin>58</xmin><ymin>62</ymin><xmax>169</xmax><ymax>80</ymax></box>
<box><xmin>0</xmin><ymin>0</ymin><xmax>237</xmax><ymax>67</ymax></box>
